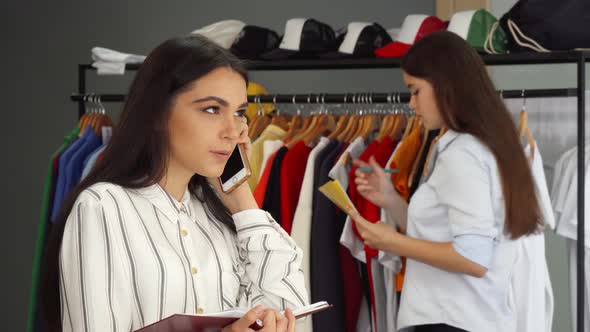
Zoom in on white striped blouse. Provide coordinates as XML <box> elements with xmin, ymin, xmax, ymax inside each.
<box><xmin>59</xmin><ymin>182</ymin><xmax>308</xmax><ymax>332</ymax></box>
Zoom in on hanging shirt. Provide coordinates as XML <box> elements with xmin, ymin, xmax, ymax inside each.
<box><xmin>398</xmin><ymin>130</ymin><xmax>517</xmax><ymax>332</ymax></box>
<box><xmin>553</xmin><ymin>144</ymin><xmax>590</xmax><ymax>247</ymax></box>
<box><xmin>310</xmin><ymin>141</ymin><xmax>348</xmax><ymax>332</ymax></box>
<box><xmin>291</xmin><ymin>137</ymin><xmax>330</xmax><ymax>332</ymax></box>
<box><xmin>59</xmin><ymin>182</ymin><xmax>308</xmax><ymax>332</ymax></box>
<box><xmin>327</xmin><ymin>138</ymin><xmax>366</xmax><ymax>332</ymax></box>
<box><xmin>280</xmin><ymin>141</ymin><xmax>313</xmax><ymax>234</ymax></box>
<box><xmin>51</xmin><ymin>127</ymin><xmax>93</xmax><ymax>222</ymax></box>
<box><xmin>262</xmin><ymin>147</ymin><xmax>288</xmax><ymax>224</ymax></box>
<box><xmin>351</xmin><ymin>137</ymin><xmax>396</xmax><ymax>332</ymax></box>
<box><xmin>511</xmin><ymin>143</ymin><xmax>554</xmax><ymax>332</ymax></box>
<box><xmin>391</xmin><ymin>125</ymin><xmax>422</xmax><ymax>201</ymax></box>
<box><xmin>27</xmin><ymin>127</ymin><xmax>80</xmax><ymax>332</ymax></box>
<box><xmin>254</xmin><ymin>149</ymin><xmax>279</xmax><ymax>208</ymax></box>
<box><xmin>64</xmin><ymin>128</ymin><xmax>101</xmax><ymax>191</ymax></box>
<box><xmin>81</xmin><ymin>145</ymin><xmax>107</xmax><ymax>180</ymax></box>
<box><xmin>260</xmin><ymin>140</ymin><xmax>283</xmax><ymax>181</ymax></box>
<box><xmin>248</xmin><ymin>125</ymin><xmax>287</xmax><ymax>191</ymax></box>
<box><xmin>328</xmin><ymin>137</ymin><xmax>366</xmax><ymax>190</ymax></box>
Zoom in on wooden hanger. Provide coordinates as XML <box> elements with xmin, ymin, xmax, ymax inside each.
<box><xmin>389</xmin><ymin>115</ymin><xmax>406</xmax><ymax>141</ymax></box>
<box><xmin>287</xmin><ymin>114</ymin><xmax>320</xmax><ymax>148</ymax></box>
<box><xmin>407</xmin><ymin>123</ymin><xmax>429</xmax><ymax>188</ymax></box>
<box><xmin>360</xmin><ymin>115</ymin><xmax>380</xmax><ymax>142</ymax></box>
<box><xmin>328</xmin><ymin>115</ymin><xmax>348</xmax><ymax>140</ymax></box>
<box><xmin>340</xmin><ymin>115</ymin><xmax>358</xmax><ymax>142</ymax></box>
<box><xmin>283</xmin><ymin>115</ymin><xmax>302</xmax><ymax>142</ymax></box>
<box><xmin>518</xmin><ymin>91</ymin><xmax>536</xmax><ymax>161</ymax></box>
<box><xmin>304</xmin><ymin>114</ymin><xmax>337</xmax><ymax>146</ymax></box>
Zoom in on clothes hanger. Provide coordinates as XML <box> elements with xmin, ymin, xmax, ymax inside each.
<box><xmin>287</xmin><ymin>95</ymin><xmax>319</xmax><ymax>148</ymax></box>
<box><xmin>375</xmin><ymin>93</ymin><xmax>393</xmax><ymax>142</ymax></box>
<box><xmin>303</xmin><ymin>94</ymin><xmax>337</xmax><ymax>145</ymax></box>
<box><xmin>283</xmin><ymin>95</ymin><xmax>303</xmax><ymax>142</ymax></box>
<box><xmin>91</xmin><ymin>96</ymin><xmax>115</xmax><ymax>141</ymax></box>
<box><xmin>78</xmin><ymin>94</ymin><xmax>94</xmax><ymax>136</ymax></box>
<box><xmin>328</xmin><ymin>94</ymin><xmax>349</xmax><ymax>140</ymax></box>
<box><xmin>359</xmin><ymin>94</ymin><xmax>380</xmax><ymax>142</ymax></box>
<box><xmin>517</xmin><ymin>90</ymin><xmax>536</xmax><ymax>161</ymax></box>
<box><xmin>269</xmin><ymin>95</ymin><xmax>291</xmax><ymax>131</ymax></box>
<box><xmin>340</xmin><ymin>95</ymin><xmax>360</xmax><ymax>142</ymax></box>
<box><xmin>249</xmin><ymin>95</ymin><xmax>272</xmax><ymax>140</ymax></box>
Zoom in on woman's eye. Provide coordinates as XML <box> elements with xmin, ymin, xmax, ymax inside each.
<box><xmin>202</xmin><ymin>106</ymin><xmax>219</xmax><ymax>114</ymax></box>
<box><xmin>235</xmin><ymin>109</ymin><xmax>246</xmax><ymax>117</ymax></box>
<box><xmin>411</xmin><ymin>90</ymin><xmax>419</xmax><ymax>96</ymax></box>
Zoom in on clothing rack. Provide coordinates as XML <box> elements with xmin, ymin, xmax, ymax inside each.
<box><xmin>70</xmin><ymin>88</ymin><xmax>579</xmax><ymax>105</ymax></box>
<box><xmin>72</xmin><ymin>50</ymin><xmax>589</xmax><ymax>332</ymax></box>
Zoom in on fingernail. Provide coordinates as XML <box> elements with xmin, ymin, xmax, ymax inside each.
<box><xmin>254</xmin><ymin>306</ymin><xmax>264</xmax><ymax>314</ymax></box>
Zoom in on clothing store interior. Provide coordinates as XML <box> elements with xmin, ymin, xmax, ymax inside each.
<box><xmin>5</xmin><ymin>0</ymin><xmax>590</xmax><ymax>331</ymax></box>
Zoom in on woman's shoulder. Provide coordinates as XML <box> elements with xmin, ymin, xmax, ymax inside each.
<box><xmin>76</xmin><ymin>182</ymin><xmax>128</xmax><ymax>204</ymax></box>
<box><xmin>441</xmin><ymin>131</ymin><xmax>496</xmax><ymax>169</ymax></box>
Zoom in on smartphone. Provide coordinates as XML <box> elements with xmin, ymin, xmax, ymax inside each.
<box><xmin>219</xmin><ymin>144</ymin><xmax>251</xmax><ymax>193</ymax></box>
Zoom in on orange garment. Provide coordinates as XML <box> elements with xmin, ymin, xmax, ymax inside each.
<box><xmin>389</xmin><ymin>125</ymin><xmax>423</xmax><ymax>292</ymax></box>
<box><xmin>390</xmin><ymin>125</ymin><xmax>423</xmax><ymax>200</ymax></box>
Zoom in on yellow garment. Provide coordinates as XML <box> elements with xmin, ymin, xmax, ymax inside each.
<box><xmin>248</xmin><ymin>124</ymin><xmax>287</xmax><ymax>191</ymax></box>
<box><xmin>246</xmin><ymin>82</ymin><xmax>276</xmax><ymax>121</ymax></box>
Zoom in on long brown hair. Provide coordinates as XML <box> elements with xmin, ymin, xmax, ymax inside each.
<box><xmin>40</xmin><ymin>35</ymin><xmax>248</xmax><ymax>331</ymax></box>
<box><xmin>401</xmin><ymin>31</ymin><xmax>542</xmax><ymax>238</ymax></box>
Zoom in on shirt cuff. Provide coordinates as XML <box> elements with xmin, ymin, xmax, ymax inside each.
<box><xmin>452</xmin><ymin>234</ymin><xmax>495</xmax><ymax>269</ymax></box>
<box><xmin>233</xmin><ymin>209</ymin><xmax>277</xmax><ymax>241</ymax></box>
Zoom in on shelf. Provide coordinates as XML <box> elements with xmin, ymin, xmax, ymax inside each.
<box><xmin>80</xmin><ymin>50</ymin><xmax>590</xmax><ymax>72</ymax></box>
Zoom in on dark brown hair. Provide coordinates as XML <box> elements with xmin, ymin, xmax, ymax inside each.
<box><xmin>401</xmin><ymin>30</ymin><xmax>542</xmax><ymax>238</ymax></box>
<box><xmin>40</xmin><ymin>34</ymin><xmax>248</xmax><ymax>331</ymax></box>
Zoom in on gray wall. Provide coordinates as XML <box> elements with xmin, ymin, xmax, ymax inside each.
<box><xmin>2</xmin><ymin>1</ymin><xmax>435</xmax><ymax>330</ymax></box>
<box><xmin>2</xmin><ymin>0</ymin><xmax>583</xmax><ymax>331</ymax></box>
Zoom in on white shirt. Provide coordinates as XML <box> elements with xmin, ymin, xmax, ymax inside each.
<box><xmin>398</xmin><ymin>130</ymin><xmax>518</xmax><ymax>332</ymax></box>
<box><xmin>511</xmin><ymin>144</ymin><xmax>553</xmax><ymax>332</ymax></box>
<box><xmin>290</xmin><ymin>137</ymin><xmax>330</xmax><ymax>332</ymax></box>
<box><xmin>59</xmin><ymin>182</ymin><xmax>308</xmax><ymax>332</ymax></box>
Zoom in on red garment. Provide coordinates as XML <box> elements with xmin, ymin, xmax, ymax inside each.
<box><xmin>254</xmin><ymin>150</ymin><xmax>279</xmax><ymax>207</ymax></box>
<box><xmin>350</xmin><ymin>137</ymin><xmax>396</xmax><ymax>332</ymax></box>
<box><xmin>279</xmin><ymin>141</ymin><xmax>312</xmax><ymax>234</ymax></box>
<box><xmin>339</xmin><ymin>244</ymin><xmax>363</xmax><ymax>332</ymax></box>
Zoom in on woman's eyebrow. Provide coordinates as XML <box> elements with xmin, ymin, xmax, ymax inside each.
<box><xmin>192</xmin><ymin>96</ymin><xmax>228</xmax><ymax>106</ymax></box>
<box><xmin>192</xmin><ymin>96</ymin><xmax>248</xmax><ymax>109</ymax></box>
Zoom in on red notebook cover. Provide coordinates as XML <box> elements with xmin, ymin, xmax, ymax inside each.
<box><xmin>135</xmin><ymin>302</ymin><xmax>332</xmax><ymax>332</ymax></box>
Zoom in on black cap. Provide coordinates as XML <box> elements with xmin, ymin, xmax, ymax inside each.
<box><xmin>230</xmin><ymin>25</ymin><xmax>280</xmax><ymax>60</ymax></box>
<box><xmin>319</xmin><ymin>22</ymin><xmax>393</xmax><ymax>59</ymax></box>
<box><xmin>260</xmin><ymin>18</ymin><xmax>339</xmax><ymax>60</ymax></box>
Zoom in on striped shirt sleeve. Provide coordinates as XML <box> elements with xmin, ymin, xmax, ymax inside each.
<box><xmin>60</xmin><ymin>191</ymin><xmax>133</xmax><ymax>332</ymax></box>
<box><xmin>233</xmin><ymin>209</ymin><xmax>309</xmax><ymax>311</ymax></box>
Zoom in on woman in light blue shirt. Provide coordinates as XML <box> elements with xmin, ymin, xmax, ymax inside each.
<box><xmin>349</xmin><ymin>31</ymin><xmax>543</xmax><ymax>332</ymax></box>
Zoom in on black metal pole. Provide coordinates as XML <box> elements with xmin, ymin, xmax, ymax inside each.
<box><xmin>577</xmin><ymin>52</ymin><xmax>586</xmax><ymax>332</ymax></box>
<box><xmin>70</xmin><ymin>88</ymin><xmax>578</xmax><ymax>104</ymax></box>
<box><xmin>78</xmin><ymin>64</ymin><xmax>86</xmax><ymax>119</ymax></box>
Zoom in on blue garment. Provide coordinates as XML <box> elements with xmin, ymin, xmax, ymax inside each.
<box><xmin>63</xmin><ymin>129</ymin><xmax>101</xmax><ymax>200</ymax></box>
<box><xmin>50</xmin><ymin>129</ymin><xmax>90</xmax><ymax>221</ymax></box>
<box><xmin>81</xmin><ymin>145</ymin><xmax>106</xmax><ymax>180</ymax></box>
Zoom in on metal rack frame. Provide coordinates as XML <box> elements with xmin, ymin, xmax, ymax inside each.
<box><xmin>73</xmin><ymin>50</ymin><xmax>589</xmax><ymax>331</ymax></box>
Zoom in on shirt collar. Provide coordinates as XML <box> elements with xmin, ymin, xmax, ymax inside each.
<box><xmin>132</xmin><ymin>183</ymin><xmax>192</xmax><ymax>223</ymax></box>
<box><xmin>436</xmin><ymin>128</ymin><xmax>460</xmax><ymax>153</ymax></box>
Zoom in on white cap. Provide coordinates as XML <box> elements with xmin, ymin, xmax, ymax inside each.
<box><xmin>191</xmin><ymin>20</ymin><xmax>246</xmax><ymax>49</ymax></box>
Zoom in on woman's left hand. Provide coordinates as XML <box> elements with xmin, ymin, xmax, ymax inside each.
<box><xmin>347</xmin><ymin>208</ymin><xmax>400</xmax><ymax>252</ymax></box>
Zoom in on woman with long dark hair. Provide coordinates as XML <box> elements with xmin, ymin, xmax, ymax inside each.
<box><xmin>349</xmin><ymin>31</ymin><xmax>543</xmax><ymax>332</ymax></box>
<box><xmin>41</xmin><ymin>35</ymin><xmax>306</xmax><ymax>332</ymax></box>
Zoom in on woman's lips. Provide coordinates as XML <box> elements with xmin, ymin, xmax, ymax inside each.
<box><xmin>210</xmin><ymin>150</ymin><xmax>231</xmax><ymax>161</ymax></box>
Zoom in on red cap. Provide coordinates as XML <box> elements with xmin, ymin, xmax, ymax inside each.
<box><xmin>375</xmin><ymin>15</ymin><xmax>446</xmax><ymax>58</ymax></box>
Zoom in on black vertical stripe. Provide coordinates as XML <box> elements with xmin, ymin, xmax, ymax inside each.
<box><xmin>153</xmin><ymin>206</ymin><xmax>187</xmax><ymax>314</ymax></box>
<box><xmin>59</xmin><ymin>261</ymin><xmax>74</xmax><ymax>330</ymax></box>
<box><xmin>176</xmin><ymin>222</ymin><xmax>199</xmax><ymax>312</ymax></box>
<box><xmin>100</xmin><ymin>206</ymin><xmax>117</xmax><ymax>332</ymax></box>
<box><xmin>257</xmin><ymin>235</ymin><xmax>271</xmax><ymax>289</ymax></box>
<box><xmin>107</xmin><ymin>190</ymin><xmax>145</xmax><ymax>326</ymax></box>
<box><xmin>125</xmin><ymin>192</ymin><xmax>166</xmax><ymax>320</ymax></box>
<box><xmin>194</xmin><ymin>221</ymin><xmax>224</xmax><ymax>310</ymax></box>
<box><xmin>76</xmin><ymin>204</ymin><xmax>89</xmax><ymax>332</ymax></box>
<box><xmin>281</xmin><ymin>278</ymin><xmax>306</xmax><ymax>307</ymax></box>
